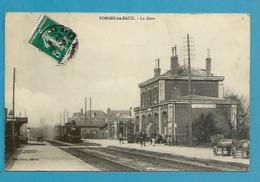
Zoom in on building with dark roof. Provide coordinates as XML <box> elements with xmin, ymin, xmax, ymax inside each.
<box><xmin>134</xmin><ymin>47</ymin><xmax>237</xmax><ymax>144</ymax></box>
<box><xmin>107</xmin><ymin>108</ymin><xmax>134</xmax><ymax>139</ymax></box>
<box><xmin>69</xmin><ymin>108</ymin><xmax>134</xmax><ymax>139</ymax></box>
<box><xmin>69</xmin><ymin>109</ymin><xmax>107</xmax><ymax>139</ymax></box>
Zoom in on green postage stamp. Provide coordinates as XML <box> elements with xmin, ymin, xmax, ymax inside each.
<box><xmin>28</xmin><ymin>15</ymin><xmax>78</xmax><ymax>64</ymax></box>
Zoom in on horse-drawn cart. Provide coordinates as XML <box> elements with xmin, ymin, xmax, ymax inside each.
<box><xmin>212</xmin><ymin>138</ymin><xmax>235</xmax><ymax>156</ymax></box>
<box><xmin>211</xmin><ymin>135</ymin><xmax>249</xmax><ymax>158</ymax></box>
<box><xmin>231</xmin><ymin>140</ymin><xmax>249</xmax><ymax>159</ymax></box>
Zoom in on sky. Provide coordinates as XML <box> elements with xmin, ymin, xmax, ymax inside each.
<box><xmin>5</xmin><ymin>13</ymin><xmax>250</xmax><ymax>127</ymax></box>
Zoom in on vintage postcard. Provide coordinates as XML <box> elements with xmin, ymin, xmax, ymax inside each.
<box><xmin>4</xmin><ymin>13</ymin><xmax>250</xmax><ymax>172</ymax></box>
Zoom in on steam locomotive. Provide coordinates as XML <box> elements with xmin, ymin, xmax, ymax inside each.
<box><xmin>55</xmin><ymin>120</ymin><xmax>82</xmax><ymax>143</ymax></box>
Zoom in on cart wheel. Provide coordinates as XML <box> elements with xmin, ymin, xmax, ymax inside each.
<box><xmin>242</xmin><ymin>150</ymin><xmax>246</xmax><ymax>158</ymax></box>
<box><xmin>227</xmin><ymin>147</ymin><xmax>231</xmax><ymax>156</ymax></box>
<box><xmin>213</xmin><ymin>146</ymin><xmax>218</xmax><ymax>156</ymax></box>
<box><xmin>245</xmin><ymin>151</ymin><xmax>249</xmax><ymax>159</ymax></box>
<box><xmin>231</xmin><ymin>147</ymin><xmax>237</xmax><ymax>158</ymax></box>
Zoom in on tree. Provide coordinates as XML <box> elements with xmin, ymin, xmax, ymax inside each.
<box><xmin>224</xmin><ymin>89</ymin><xmax>249</xmax><ymax>139</ymax></box>
<box><xmin>192</xmin><ymin>112</ymin><xmax>222</xmax><ymax>143</ymax></box>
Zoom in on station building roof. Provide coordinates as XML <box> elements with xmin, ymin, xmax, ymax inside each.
<box><xmin>138</xmin><ymin>66</ymin><xmax>224</xmax><ymax>88</ymax></box>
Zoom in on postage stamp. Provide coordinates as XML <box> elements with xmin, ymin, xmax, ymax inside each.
<box><xmin>28</xmin><ymin>15</ymin><xmax>78</xmax><ymax>64</ymax></box>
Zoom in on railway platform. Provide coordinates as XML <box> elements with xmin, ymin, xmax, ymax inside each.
<box><xmin>6</xmin><ymin>141</ymin><xmax>100</xmax><ymax>171</ymax></box>
<box><xmin>83</xmin><ymin>139</ymin><xmax>249</xmax><ymax>165</ymax></box>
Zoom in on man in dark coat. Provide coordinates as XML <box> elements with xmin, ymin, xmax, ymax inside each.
<box><xmin>140</xmin><ymin>129</ymin><xmax>146</xmax><ymax>146</ymax></box>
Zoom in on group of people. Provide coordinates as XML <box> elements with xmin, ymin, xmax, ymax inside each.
<box><xmin>139</xmin><ymin>129</ymin><xmax>157</xmax><ymax>147</ymax></box>
<box><xmin>118</xmin><ymin>130</ymin><xmax>164</xmax><ymax>146</ymax></box>
<box><xmin>139</xmin><ymin>129</ymin><xmax>157</xmax><ymax>146</ymax></box>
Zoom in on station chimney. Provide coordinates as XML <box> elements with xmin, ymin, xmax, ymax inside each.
<box><xmin>206</xmin><ymin>49</ymin><xmax>211</xmax><ymax>76</ymax></box>
<box><xmin>171</xmin><ymin>46</ymin><xmax>179</xmax><ymax>75</ymax></box>
<box><xmin>154</xmin><ymin>58</ymin><xmax>161</xmax><ymax>77</ymax></box>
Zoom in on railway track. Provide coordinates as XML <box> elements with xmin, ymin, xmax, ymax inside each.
<box><xmin>46</xmin><ymin>138</ymin><xmax>248</xmax><ymax>171</ymax></box>
<box><xmin>84</xmin><ymin>147</ymin><xmax>218</xmax><ymax>171</ymax></box>
<box><xmin>46</xmin><ymin>138</ymin><xmax>140</xmax><ymax>171</ymax></box>
<box><xmin>104</xmin><ymin>146</ymin><xmax>248</xmax><ymax>171</ymax></box>
<box><xmin>46</xmin><ymin>138</ymin><xmax>101</xmax><ymax>146</ymax></box>
<box><xmin>63</xmin><ymin>148</ymin><xmax>141</xmax><ymax>171</ymax></box>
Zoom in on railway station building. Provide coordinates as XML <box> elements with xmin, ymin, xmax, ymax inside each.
<box><xmin>134</xmin><ymin>47</ymin><xmax>237</xmax><ymax>144</ymax></box>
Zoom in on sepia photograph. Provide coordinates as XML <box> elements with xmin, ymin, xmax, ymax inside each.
<box><xmin>4</xmin><ymin>13</ymin><xmax>250</xmax><ymax>171</ymax></box>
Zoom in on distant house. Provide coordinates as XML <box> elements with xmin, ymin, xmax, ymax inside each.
<box><xmin>69</xmin><ymin>109</ymin><xmax>107</xmax><ymax>139</ymax></box>
<box><xmin>134</xmin><ymin>47</ymin><xmax>237</xmax><ymax>144</ymax></box>
<box><xmin>107</xmin><ymin>108</ymin><xmax>134</xmax><ymax>139</ymax></box>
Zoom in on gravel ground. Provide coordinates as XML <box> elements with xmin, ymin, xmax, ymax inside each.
<box><xmin>6</xmin><ymin>141</ymin><xmax>100</xmax><ymax>171</ymax></box>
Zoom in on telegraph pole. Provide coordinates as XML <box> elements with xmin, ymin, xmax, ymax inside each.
<box><xmin>89</xmin><ymin>97</ymin><xmax>92</xmax><ymax>125</ymax></box>
<box><xmin>11</xmin><ymin>67</ymin><xmax>16</xmax><ymax>151</ymax></box>
<box><xmin>60</xmin><ymin>112</ymin><xmax>62</xmax><ymax>125</ymax></box>
<box><xmin>84</xmin><ymin>97</ymin><xmax>87</xmax><ymax>139</ymax></box>
<box><xmin>60</xmin><ymin>112</ymin><xmax>62</xmax><ymax>136</ymax></box>
<box><xmin>187</xmin><ymin>34</ymin><xmax>193</xmax><ymax>145</ymax></box>
<box><xmin>63</xmin><ymin>109</ymin><xmax>65</xmax><ymax>125</ymax></box>
<box><xmin>67</xmin><ymin>111</ymin><xmax>69</xmax><ymax>123</ymax></box>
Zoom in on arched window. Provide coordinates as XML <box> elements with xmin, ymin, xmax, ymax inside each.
<box><xmin>146</xmin><ymin>90</ymin><xmax>150</xmax><ymax>106</ymax></box>
<box><xmin>154</xmin><ymin>87</ymin><xmax>158</xmax><ymax>104</ymax></box>
<box><xmin>149</xmin><ymin>90</ymin><xmax>152</xmax><ymax>106</ymax></box>
<box><xmin>135</xmin><ymin>116</ymin><xmax>139</xmax><ymax>122</ymax></box>
<box><xmin>144</xmin><ymin>92</ymin><xmax>146</xmax><ymax>106</ymax></box>
<box><xmin>141</xmin><ymin>115</ymin><xmax>146</xmax><ymax>130</ymax></box>
<box><xmin>141</xmin><ymin>92</ymin><xmax>144</xmax><ymax>107</ymax></box>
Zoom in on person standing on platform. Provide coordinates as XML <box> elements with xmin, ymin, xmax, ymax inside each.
<box><xmin>140</xmin><ymin>129</ymin><xmax>145</xmax><ymax>146</ymax></box>
<box><xmin>119</xmin><ymin>132</ymin><xmax>124</xmax><ymax>144</ymax></box>
<box><xmin>151</xmin><ymin>130</ymin><xmax>157</xmax><ymax>147</ymax></box>
<box><xmin>143</xmin><ymin>130</ymin><xmax>147</xmax><ymax>146</ymax></box>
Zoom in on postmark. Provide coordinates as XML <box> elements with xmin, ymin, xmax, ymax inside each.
<box><xmin>28</xmin><ymin>15</ymin><xmax>78</xmax><ymax>65</ymax></box>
